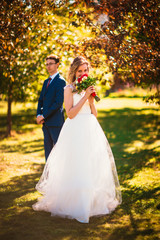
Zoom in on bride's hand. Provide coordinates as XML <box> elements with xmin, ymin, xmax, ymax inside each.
<box><xmin>84</xmin><ymin>86</ymin><xmax>94</xmax><ymax>99</ymax></box>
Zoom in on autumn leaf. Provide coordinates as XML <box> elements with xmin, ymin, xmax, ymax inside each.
<box><xmin>131</xmin><ymin>72</ymin><xmax>135</xmax><ymax>78</ymax></box>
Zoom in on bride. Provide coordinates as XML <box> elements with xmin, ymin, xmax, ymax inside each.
<box><xmin>33</xmin><ymin>56</ymin><xmax>122</xmax><ymax>223</ymax></box>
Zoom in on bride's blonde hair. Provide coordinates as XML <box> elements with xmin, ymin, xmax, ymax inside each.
<box><xmin>68</xmin><ymin>56</ymin><xmax>90</xmax><ymax>84</ymax></box>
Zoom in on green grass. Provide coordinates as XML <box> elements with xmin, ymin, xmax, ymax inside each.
<box><xmin>0</xmin><ymin>98</ymin><xmax>160</xmax><ymax>240</ymax></box>
<box><xmin>108</xmin><ymin>87</ymin><xmax>156</xmax><ymax>99</ymax></box>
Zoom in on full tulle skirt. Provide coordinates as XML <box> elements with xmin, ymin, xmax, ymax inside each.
<box><xmin>33</xmin><ymin>113</ymin><xmax>121</xmax><ymax>223</ymax></box>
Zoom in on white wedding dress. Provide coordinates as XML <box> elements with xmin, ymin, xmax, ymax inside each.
<box><xmin>33</xmin><ymin>89</ymin><xmax>122</xmax><ymax>223</ymax></box>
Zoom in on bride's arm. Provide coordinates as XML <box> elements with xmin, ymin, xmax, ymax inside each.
<box><xmin>64</xmin><ymin>86</ymin><xmax>93</xmax><ymax>119</ymax></box>
<box><xmin>88</xmin><ymin>96</ymin><xmax>97</xmax><ymax>118</ymax></box>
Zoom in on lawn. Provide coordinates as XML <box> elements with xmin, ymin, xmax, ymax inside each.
<box><xmin>0</xmin><ymin>98</ymin><xmax>160</xmax><ymax>240</ymax></box>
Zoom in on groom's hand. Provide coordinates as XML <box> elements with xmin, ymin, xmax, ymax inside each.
<box><xmin>36</xmin><ymin>115</ymin><xmax>45</xmax><ymax>124</ymax></box>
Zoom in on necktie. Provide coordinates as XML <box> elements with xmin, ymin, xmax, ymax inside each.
<box><xmin>46</xmin><ymin>77</ymin><xmax>51</xmax><ymax>88</ymax></box>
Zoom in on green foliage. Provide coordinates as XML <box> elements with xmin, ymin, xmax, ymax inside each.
<box><xmin>0</xmin><ymin>0</ymin><xmax>105</xmax><ymax>135</ymax></box>
<box><xmin>68</xmin><ymin>0</ymin><xmax>160</xmax><ymax>105</ymax></box>
<box><xmin>73</xmin><ymin>74</ymin><xmax>101</xmax><ymax>101</ymax></box>
<box><xmin>0</xmin><ymin>0</ymin><xmax>49</xmax><ymax>102</ymax></box>
<box><xmin>0</xmin><ymin>0</ymin><xmax>105</xmax><ymax>103</ymax></box>
<box><xmin>1</xmin><ymin>0</ymin><xmax>159</xmax><ymax>136</ymax></box>
<box><xmin>75</xmin><ymin>75</ymin><xmax>97</xmax><ymax>92</ymax></box>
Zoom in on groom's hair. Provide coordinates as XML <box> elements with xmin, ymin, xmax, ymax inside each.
<box><xmin>46</xmin><ymin>55</ymin><xmax>59</xmax><ymax>63</ymax></box>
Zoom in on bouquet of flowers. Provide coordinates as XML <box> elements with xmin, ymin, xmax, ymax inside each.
<box><xmin>74</xmin><ymin>73</ymin><xmax>100</xmax><ymax>102</ymax></box>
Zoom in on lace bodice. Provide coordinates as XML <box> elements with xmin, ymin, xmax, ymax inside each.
<box><xmin>73</xmin><ymin>93</ymin><xmax>91</xmax><ymax>115</ymax></box>
<box><xmin>64</xmin><ymin>85</ymin><xmax>91</xmax><ymax>115</ymax></box>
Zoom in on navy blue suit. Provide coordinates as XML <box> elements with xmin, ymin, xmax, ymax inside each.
<box><xmin>37</xmin><ymin>73</ymin><xmax>66</xmax><ymax>160</ymax></box>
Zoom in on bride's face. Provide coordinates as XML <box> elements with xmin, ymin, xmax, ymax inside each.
<box><xmin>75</xmin><ymin>64</ymin><xmax>89</xmax><ymax>79</ymax></box>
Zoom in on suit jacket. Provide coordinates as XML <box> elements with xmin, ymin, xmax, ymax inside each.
<box><xmin>37</xmin><ymin>73</ymin><xmax>66</xmax><ymax>127</ymax></box>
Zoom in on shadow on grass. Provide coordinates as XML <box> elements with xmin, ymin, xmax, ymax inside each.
<box><xmin>0</xmin><ymin>108</ymin><xmax>37</xmax><ymax>139</ymax></box>
<box><xmin>0</xmin><ymin>106</ymin><xmax>159</xmax><ymax>239</ymax></box>
<box><xmin>98</xmin><ymin>107</ymin><xmax>160</xmax><ymax>177</ymax></box>
<box><xmin>0</xmin><ymin>138</ymin><xmax>44</xmax><ymax>154</ymax></box>
<box><xmin>0</xmin><ymin>170</ymin><xmax>159</xmax><ymax>240</ymax></box>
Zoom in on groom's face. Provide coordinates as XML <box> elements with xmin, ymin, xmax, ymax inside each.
<box><xmin>46</xmin><ymin>59</ymin><xmax>59</xmax><ymax>75</ymax></box>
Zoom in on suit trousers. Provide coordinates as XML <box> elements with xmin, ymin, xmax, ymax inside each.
<box><xmin>42</xmin><ymin>124</ymin><xmax>62</xmax><ymax>161</ymax></box>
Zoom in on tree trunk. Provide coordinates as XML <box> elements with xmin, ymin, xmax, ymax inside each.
<box><xmin>6</xmin><ymin>85</ymin><xmax>12</xmax><ymax>137</ymax></box>
<box><xmin>105</xmin><ymin>71</ymin><xmax>125</xmax><ymax>96</ymax></box>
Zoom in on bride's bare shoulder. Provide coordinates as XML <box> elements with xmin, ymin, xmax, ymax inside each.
<box><xmin>64</xmin><ymin>85</ymin><xmax>73</xmax><ymax>94</ymax></box>
<box><xmin>64</xmin><ymin>84</ymin><xmax>73</xmax><ymax>92</ymax></box>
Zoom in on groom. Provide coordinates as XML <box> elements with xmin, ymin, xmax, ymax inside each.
<box><xmin>36</xmin><ymin>55</ymin><xmax>66</xmax><ymax>161</ymax></box>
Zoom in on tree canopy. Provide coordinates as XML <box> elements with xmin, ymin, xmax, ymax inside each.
<box><xmin>68</xmin><ymin>0</ymin><xmax>160</xmax><ymax>104</ymax></box>
<box><xmin>0</xmin><ymin>0</ymin><xmax>159</xmax><ymax>136</ymax></box>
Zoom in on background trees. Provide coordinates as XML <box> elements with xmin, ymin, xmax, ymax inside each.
<box><xmin>0</xmin><ymin>0</ymin><xmax>97</xmax><ymax>136</ymax></box>
<box><xmin>0</xmin><ymin>0</ymin><xmax>159</xmax><ymax>136</ymax></box>
<box><xmin>71</xmin><ymin>0</ymin><xmax>160</xmax><ymax>103</ymax></box>
<box><xmin>0</xmin><ymin>0</ymin><xmax>51</xmax><ymax>136</ymax></box>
